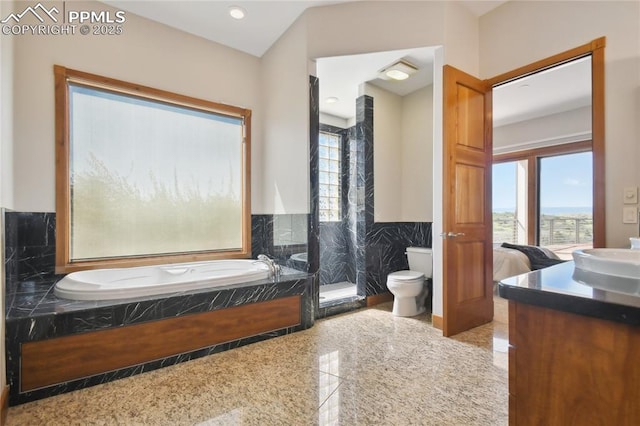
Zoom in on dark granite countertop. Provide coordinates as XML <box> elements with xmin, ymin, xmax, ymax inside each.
<box><xmin>498</xmin><ymin>261</ymin><xmax>640</xmax><ymax>326</ymax></box>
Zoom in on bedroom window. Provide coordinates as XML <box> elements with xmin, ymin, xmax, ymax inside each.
<box><xmin>319</xmin><ymin>131</ymin><xmax>342</xmax><ymax>222</ymax></box>
<box><xmin>493</xmin><ymin>142</ymin><xmax>593</xmax><ymax>258</ymax></box>
<box><xmin>54</xmin><ymin>66</ymin><xmax>251</xmax><ymax>273</ymax></box>
<box><xmin>538</xmin><ymin>151</ymin><xmax>593</xmax><ymax>250</ymax></box>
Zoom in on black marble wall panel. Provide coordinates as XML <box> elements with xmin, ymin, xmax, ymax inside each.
<box><xmin>365</xmin><ymin>222</ymin><xmax>433</xmax><ymax>295</ymax></box>
<box><xmin>319</xmin><ymin>222</ymin><xmax>350</xmax><ymax>284</ymax></box>
<box><xmin>344</xmin><ymin>132</ymin><xmax>357</xmax><ymax>285</ymax></box>
<box><xmin>309</xmin><ymin>75</ymin><xmax>321</xmax><ymax>310</ymax></box>
<box><xmin>359</xmin><ymin>95</ymin><xmax>375</xmax><ymax>295</ymax></box>
<box><xmin>250</xmin><ymin>214</ymin><xmax>274</xmax><ymax>258</ymax></box>
<box><xmin>4</xmin><ymin>211</ymin><xmax>57</xmax><ymax>294</ymax></box>
<box><xmin>251</xmin><ymin>214</ymin><xmax>309</xmax><ymax>272</ymax></box>
<box><xmin>4</xmin><ymin>210</ymin><xmax>18</xmax><ymax>286</ymax></box>
<box><xmin>317</xmin><ymin>123</ymin><xmax>354</xmax><ymax>286</ymax></box>
<box><xmin>309</xmin><ymin>76</ymin><xmax>320</xmax><ymax>278</ymax></box>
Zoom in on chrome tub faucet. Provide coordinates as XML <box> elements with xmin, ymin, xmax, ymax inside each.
<box><xmin>256</xmin><ymin>254</ymin><xmax>281</xmax><ymax>281</ymax></box>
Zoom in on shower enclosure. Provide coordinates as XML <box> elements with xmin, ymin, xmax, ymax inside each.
<box><xmin>318</xmin><ymin>124</ymin><xmax>360</xmax><ymax>305</ymax></box>
<box><xmin>312</xmin><ymin>93</ymin><xmax>374</xmax><ymax>314</ymax></box>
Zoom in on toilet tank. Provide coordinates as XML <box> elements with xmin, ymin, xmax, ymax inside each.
<box><xmin>406</xmin><ymin>247</ymin><xmax>433</xmax><ymax>278</ymax></box>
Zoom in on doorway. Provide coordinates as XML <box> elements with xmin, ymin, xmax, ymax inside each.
<box><xmin>317</xmin><ymin>124</ymin><xmax>359</xmax><ymax>306</ymax></box>
<box><xmin>313</xmin><ymin>48</ymin><xmax>436</xmax><ymax>317</ymax></box>
<box><xmin>439</xmin><ymin>37</ymin><xmax>605</xmax><ymax>336</ymax></box>
<box><xmin>491</xmin><ymin>55</ymin><xmax>599</xmax><ymax>259</ymax></box>
<box><xmin>487</xmin><ymin>38</ymin><xmax>606</xmax><ymax>249</ymax></box>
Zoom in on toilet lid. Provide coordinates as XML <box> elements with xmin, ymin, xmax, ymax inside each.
<box><xmin>388</xmin><ymin>270</ymin><xmax>424</xmax><ymax>281</ymax></box>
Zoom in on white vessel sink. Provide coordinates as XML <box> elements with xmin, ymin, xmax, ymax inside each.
<box><xmin>573</xmin><ymin>248</ymin><xmax>640</xmax><ymax>279</ymax></box>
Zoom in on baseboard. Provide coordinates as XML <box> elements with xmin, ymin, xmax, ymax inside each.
<box><xmin>1</xmin><ymin>385</ymin><xmax>9</xmax><ymax>425</ymax></box>
<box><xmin>432</xmin><ymin>314</ymin><xmax>443</xmax><ymax>330</ymax></box>
<box><xmin>366</xmin><ymin>292</ymin><xmax>393</xmax><ymax>307</ymax></box>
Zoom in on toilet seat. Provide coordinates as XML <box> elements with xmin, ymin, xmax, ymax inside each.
<box><xmin>388</xmin><ymin>270</ymin><xmax>424</xmax><ymax>282</ymax></box>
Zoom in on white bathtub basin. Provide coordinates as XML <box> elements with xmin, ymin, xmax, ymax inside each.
<box><xmin>573</xmin><ymin>248</ymin><xmax>640</xmax><ymax>279</ymax></box>
<box><xmin>55</xmin><ymin>259</ymin><xmax>272</xmax><ymax>301</ymax></box>
<box><xmin>290</xmin><ymin>252</ymin><xmax>307</xmax><ymax>262</ymax></box>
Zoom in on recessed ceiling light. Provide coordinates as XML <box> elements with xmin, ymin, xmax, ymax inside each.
<box><xmin>380</xmin><ymin>59</ymin><xmax>419</xmax><ymax>81</ymax></box>
<box><xmin>325</xmin><ymin>97</ymin><xmax>339</xmax><ymax>104</ymax></box>
<box><xmin>229</xmin><ymin>6</ymin><xmax>246</xmax><ymax>20</ymax></box>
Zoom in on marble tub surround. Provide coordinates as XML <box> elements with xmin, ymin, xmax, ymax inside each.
<box><xmin>6</xmin><ymin>269</ymin><xmax>314</xmax><ymax>405</ymax></box>
<box><xmin>7</xmin><ymin>300</ymin><xmax>509</xmax><ymax>425</ymax></box>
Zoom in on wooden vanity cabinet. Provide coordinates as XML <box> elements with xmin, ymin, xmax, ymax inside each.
<box><xmin>508</xmin><ymin>301</ymin><xmax>640</xmax><ymax>425</ymax></box>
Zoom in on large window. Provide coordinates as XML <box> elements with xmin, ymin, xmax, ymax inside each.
<box><xmin>55</xmin><ymin>66</ymin><xmax>251</xmax><ymax>272</ymax></box>
<box><xmin>493</xmin><ymin>142</ymin><xmax>593</xmax><ymax>258</ymax></box>
<box><xmin>319</xmin><ymin>131</ymin><xmax>342</xmax><ymax>222</ymax></box>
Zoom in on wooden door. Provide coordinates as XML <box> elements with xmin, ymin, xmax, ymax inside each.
<box><xmin>442</xmin><ymin>65</ymin><xmax>493</xmax><ymax>337</ymax></box>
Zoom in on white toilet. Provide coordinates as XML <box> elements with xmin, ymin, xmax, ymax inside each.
<box><xmin>387</xmin><ymin>247</ymin><xmax>433</xmax><ymax>317</ymax></box>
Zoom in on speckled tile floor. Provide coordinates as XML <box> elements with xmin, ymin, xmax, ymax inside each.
<box><xmin>7</xmin><ymin>298</ymin><xmax>509</xmax><ymax>425</ymax></box>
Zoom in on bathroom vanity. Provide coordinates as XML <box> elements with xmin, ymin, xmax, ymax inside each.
<box><xmin>499</xmin><ymin>261</ymin><xmax>640</xmax><ymax>425</ymax></box>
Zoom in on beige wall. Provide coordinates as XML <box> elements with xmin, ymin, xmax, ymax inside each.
<box><xmin>9</xmin><ymin>1</ymin><xmax>262</xmax><ymax>213</ymax></box>
<box><xmin>260</xmin><ymin>16</ymin><xmax>310</xmax><ymax>214</ymax></box>
<box><xmin>363</xmin><ymin>84</ymin><xmax>403</xmax><ymax>222</ymax></box>
<box><xmin>363</xmin><ymin>83</ymin><xmax>433</xmax><ymax>223</ymax></box>
<box><xmin>443</xmin><ymin>0</ymin><xmax>480</xmax><ymax>76</ymax></box>
<box><xmin>306</xmin><ymin>1</ymin><xmax>446</xmax><ymax>59</ymax></box>
<box><xmin>494</xmin><ymin>106</ymin><xmax>592</xmax><ymax>154</ymax></box>
<box><xmin>480</xmin><ymin>0</ymin><xmax>640</xmax><ymax>247</ymax></box>
<box><xmin>402</xmin><ymin>85</ymin><xmax>434</xmax><ymax>221</ymax></box>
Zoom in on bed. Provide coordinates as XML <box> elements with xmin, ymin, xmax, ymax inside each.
<box><xmin>493</xmin><ymin>243</ymin><xmax>562</xmax><ymax>282</ymax></box>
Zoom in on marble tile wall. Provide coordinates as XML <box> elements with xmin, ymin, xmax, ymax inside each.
<box><xmin>358</xmin><ymin>95</ymin><xmax>375</xmax><ymax>294</ymax></box>
<box><xmin>4</xmin><ymin>211</ymin><xmax>57</xmax><ymax>295</ymax></box>
<box><xmin>308</xmin><ymin>76</ymin><xmax>320</xmax><ymax>283</ymax></box>
<box><xmin>317</xmin><ymin>123</ymin><xmax>353</xmax><ymax>286</ymax></box>
<box><xmin>366</xmin><ymin>222</ymin><xmax>432</xmax><ymax>295</ymax></box>
<box><xmin>251</xmin><ymin>214</ymin><xmax>309</xmax><ymax>272</ymax></box>
<box><xmin>319</xmin><ymin>222</ymin><xmax>350</xmax><ymax>284</ymax></box>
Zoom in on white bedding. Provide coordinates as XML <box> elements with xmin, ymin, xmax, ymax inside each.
<box><xmin>493</xmin><ymin>244</ymin><xmax>560</xmax><ymax>282</ymax></box>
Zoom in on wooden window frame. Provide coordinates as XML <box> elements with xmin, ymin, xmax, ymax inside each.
<box><xmin>54</xmin><ymin>65</ymin><xmax>252</xmax><ymax>273</ymax></box>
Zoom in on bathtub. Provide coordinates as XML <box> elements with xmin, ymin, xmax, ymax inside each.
<box><xmin>290</xmin><ymin>252</ymin><xmax>308</xmax><ymax>262</ymax></box>
<box><xmin>54</xmin><ymin>259</ymin><xmax>272</xmax><ymax>301</ymax></box>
